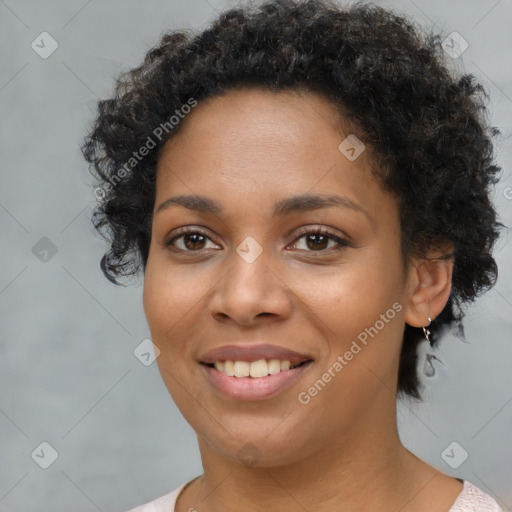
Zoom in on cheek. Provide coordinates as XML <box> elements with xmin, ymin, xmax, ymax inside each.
<box><xmin>142</xmin><ymin>256</ymin><xmax>207</xmax><ymax>410</ymax></box>
<box><xmin>143</xmin><ymin>252</ymin><xmax>211</xmax><ymax>339</ymax></box>
<box><xmin>142</xmin><ymin>251</ymin><xmax>223</xmax><ymax>404</ymax></box>
<box><xmin>143</xmin><ymin>258</ymin><xmax>192</xmax><ymax>375</ymax></box>
<box><xmin>293</xmin><ymin>248</ymin><xmax>405</xmax><ymax>380</ymax></box>
<box><xmin>295</xmin><ymin>252</ymin><xmax>403</xmax><ymax>332</ymax></box>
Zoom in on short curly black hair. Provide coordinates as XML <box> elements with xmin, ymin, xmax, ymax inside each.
<box><xmin>81</xmin><ymin>0</ymin><xmax>503</xmax><ymax>400</ymax></box>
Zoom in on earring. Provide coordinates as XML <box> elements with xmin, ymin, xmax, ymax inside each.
<box><xmin>422</xmin><ymin>317</ymin><xmax>432</xmax><ymax>347</ymax></box>
<box><xmin>422</xmin><ymin>317</ymin><xmax>441</xmax><ymax>378</ymax></box>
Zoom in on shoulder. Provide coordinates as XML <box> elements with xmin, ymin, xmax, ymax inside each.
<box><xmin>449</xmin><ymin>480</ymin><xmax>504</xmax><ymax>512</ymax></box>
<box><xmin>124</xmin><ymin>483</ymin><xmax>186</xmax><ymax>512</ymax></box>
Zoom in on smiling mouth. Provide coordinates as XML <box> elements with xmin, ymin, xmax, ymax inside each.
<box><xmin>201</xmin><ymin>358</ymin><xmax>313</xmax><ymax>378</ymax></box>
<box><xmin>200</xmin><ymin>358</ymin><xmax>314</xmax><ymax>401</ymax></box>
<box><xmin>198</xmin><ymin>343</ymin><xmax>314</xmax><ymax>399</ymax></box>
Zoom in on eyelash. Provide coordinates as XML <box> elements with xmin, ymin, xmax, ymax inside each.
<box><xmin>164</xmin><ymin>226</ymin><xmax>350</xmax><ymax>255</ymax></box>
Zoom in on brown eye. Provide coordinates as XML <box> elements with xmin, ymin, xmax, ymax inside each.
<box><xmin>290</xmin><ymin>228</ymin><xmax>350</xmax><ymax>253</ymax></box>
<box><xmin>165</xmin><ymin>227</ymin><xmax>219</xmax><ymax>252</ymax></box>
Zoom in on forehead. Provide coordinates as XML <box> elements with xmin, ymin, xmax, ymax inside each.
<box><xmin>158</xmin><ymin>88</ymin><xmax>368</xmax><ymax>177</ymax></box>
<box><xmin>154</xmin><ymin>87</ymin><xmax>392</xmax><ymax>223</ymax></box>
<box><xmin>162</xmin><ymin>87</ymin><xmax>350</xmax><ymax>152</ymax></box>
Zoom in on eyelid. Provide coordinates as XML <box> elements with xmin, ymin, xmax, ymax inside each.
<box><xmin>288</xmin><ymin>225</ymin><xmax>350</xmax><ymax>252</ymax></box>
<box><xmin>291</xmin><ymin>225</ymin><xmax>350</xmax><ymax>243</ymax></box>
<box><xmin>165</xmin><ymin>224</ymin><xmax>350</xmax><ymax>253</ymax></box>
<box><xmin>164</xmin><ymin>226</ymin><xmax>218</xmax><ymax>248</ymax></box>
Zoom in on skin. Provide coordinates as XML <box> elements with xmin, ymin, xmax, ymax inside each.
<box><xmin>143</xmin><ymin>88</ymin><xmax>461</xmax><ymax>512</ymax></box>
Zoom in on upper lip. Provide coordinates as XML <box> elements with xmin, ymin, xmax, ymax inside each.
<box><xmin>199</xmin><ymin>344</ymin><xmax>313</xmax><ymax>365</ymax></box>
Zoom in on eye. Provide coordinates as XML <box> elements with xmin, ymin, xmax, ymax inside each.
<box><xmin>165</xmin><ymin>227</ymin><xmax>219</xmax><ymax>252</ymax></box>
<box><xmin>165</xmin><ymin>226</ymin><xmax>350</xmax><ymax>254</ymax></box>
<box><xmin>289</xmin><ymin>227</ymin><xmax>350</xmax><ymax>253</ymax></box>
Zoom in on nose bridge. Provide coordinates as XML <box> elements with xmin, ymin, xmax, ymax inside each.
<box><xmin>235</xmin><ymin>235</ymin><xmax>266</xmax><ymax>266</ymax></box>
<box><xmin>212</xmin><ymin>233</ymin><xmax>290</xmax><ymax>323</ymax></box>
<box><xmin>227</xmin><ymin>234</ymin><xmax>270</xmax><ymax>293</ymax></box>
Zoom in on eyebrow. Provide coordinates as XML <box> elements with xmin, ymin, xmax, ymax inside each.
<box><xmin>156</xmin><ymin>193</ymin><xmax>371</xmax><ymax>222</ymax></box>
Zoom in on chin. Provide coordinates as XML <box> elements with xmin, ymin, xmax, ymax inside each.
<box><xmin>196</xmin><ymin>420</ymin><xmax>321</xmax><ymax>469</ymax></box>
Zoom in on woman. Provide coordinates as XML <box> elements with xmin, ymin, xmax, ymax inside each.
<box><xmin>81</xmin><ymin>1</ymin><xmax>504</xmax><ymax>510</ymax></box>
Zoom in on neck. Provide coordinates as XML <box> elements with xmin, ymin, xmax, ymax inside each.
<box><xmin>181</xmin><ymin>400</ymin><xmax>433</xmax><ymax>512</ymax></box>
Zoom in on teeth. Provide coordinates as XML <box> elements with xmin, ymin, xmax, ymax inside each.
<box><xmin>268</xmin><ymin>359</ymin><xmax>281</xmax><ymax>375</ymax></box>
<box><xmin>223</xmin><ymin>360</ymin><xmax>235</xmax><ymax>376</ymax></box>
<box><xmin>234</xmin><ymin>361</ymin><xmax>250</xmax><ymax>377</ymax></box>
<box><xmin>249</xmin><ymin>359</ymin><xmax>268</xmax><ymax>378</ymax></box>
<box><xmin>211</xmin><ymin>358</ymin><xmax>305</xmax><ymax>378</ymax></box>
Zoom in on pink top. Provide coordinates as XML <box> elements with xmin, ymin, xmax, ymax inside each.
<box><xmin>126</xmin><ymin>478</ymin><xmax>504</xmax><ymax>511</ymax></box>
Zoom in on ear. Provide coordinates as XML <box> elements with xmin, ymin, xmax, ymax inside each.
<box><xmin>403</xmin><ymin>245</ymin><xmax>454</xmax><ymax>328</ymax></box>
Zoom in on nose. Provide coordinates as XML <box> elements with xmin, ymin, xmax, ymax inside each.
<box><xmin>209</xmin><ymin>242</ymin><xmax>292</xmax><ymax>327</ymax></box>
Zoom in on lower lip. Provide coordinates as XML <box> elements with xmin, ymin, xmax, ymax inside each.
<box><xmin>201</xmin><ymin>361</ymin><xmax>313</xmax><ymax>401</ymax></box>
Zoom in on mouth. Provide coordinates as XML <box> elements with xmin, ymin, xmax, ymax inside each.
<box><xmin>200</xmin><ymin>358</ymin><xmax>313</xmax><ymax>377</ymax></box>
<box><xmin>198</xmin><ymin>344</ymin><xmax>314</xmax><ymax>400</ymax></box>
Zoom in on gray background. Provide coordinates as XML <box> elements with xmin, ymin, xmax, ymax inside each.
<box><xmin>1</xmin><ymin>0</ymin><xmax>511</xmax><ymax>511</ymax></box>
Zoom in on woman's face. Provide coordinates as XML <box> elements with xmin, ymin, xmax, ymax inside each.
<box><xmin>143</xmin><ymin>88</ymin><xmax>417</xmax><ymax>466</ymax></box>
